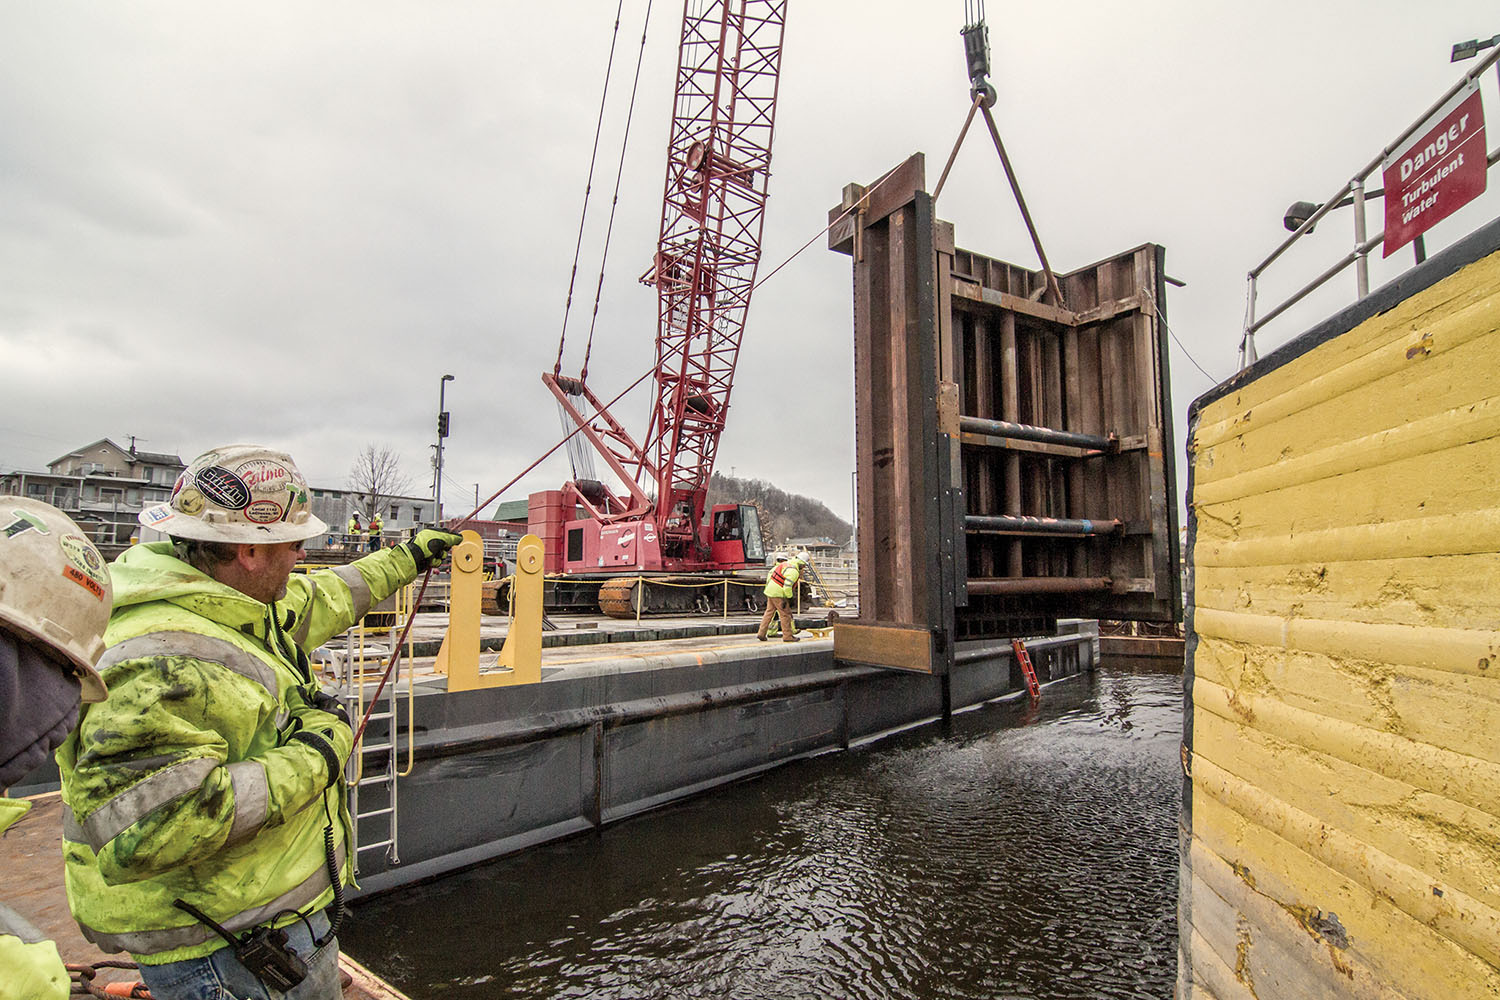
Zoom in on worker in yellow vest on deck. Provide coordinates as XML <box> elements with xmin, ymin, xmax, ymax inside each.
<box><xmin>756</xmin><ymin>552</ymin><xmax>806</xmax><ymax>643</ymax></box>
<box><xmin>366</xmin><ymin>512</ymin><xmax>384</xmax><ymax>552</ymax></box>
<box><xmin>346</xmin><ymin>512</ymin><xmax>363</xmax><ymax>551</ymax></box>
<box><xmin>0</xmin><ymin>500</ymin><xmax>113</xmax><ymax>1000</ymax></box>
<box><xmin>57</xmin><ymin>445</ymin><xmax>462</xmax><ymax>1000</ymax></box>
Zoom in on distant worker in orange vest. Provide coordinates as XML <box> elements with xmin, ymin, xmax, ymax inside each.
<box><xmin>367</xmin><ymin>512</ymin><xmax>383</xmax><ymax>552</ymax></box>
<box><xmin>756</xmin><ymin>552</ymin><xmax>806</xmax><ymax>643</ymax></box>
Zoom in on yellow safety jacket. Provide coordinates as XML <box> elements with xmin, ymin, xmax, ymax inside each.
<box><xmin>763</xmin><ymin>560</ymin><xmax>800</xmax><ymax>599</ymax></box>
<box><xmin>57</xmin><ymin>541</ymin><xmax>419</xmax><ymax>965</ymax></box>
<box><xmin>368</xmin><ymin>516</ymin><xmax>383</xmax><ymax>539</ymax></box>
<box><xmin>0</xmin><ymin>798</ymin><xmax>69</xmax><ymax>1000</ymax></box>
<box><xmin>348</xmin><ymin>517</ymin><xmax>362</xmax><ymax>535</ymax></box>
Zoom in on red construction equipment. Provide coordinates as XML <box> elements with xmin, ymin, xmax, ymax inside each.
<box><xmin>533</xmin><ymin>0</ymin><xmax>789</xmax><ymax>616</ymax></box>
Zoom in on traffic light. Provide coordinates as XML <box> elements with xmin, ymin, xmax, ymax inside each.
<box><xmin>438</xmin><ymin>412</ymin><xmax>450</xmax><ymax>438</ymax></box>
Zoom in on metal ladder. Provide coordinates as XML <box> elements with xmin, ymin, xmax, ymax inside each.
<box><xmin>1010</xmin><ymin>638</ymin><xmax>1041</xmax><ymax>702</ymax></box>
<box><xmin>341</xmin><ymin>624</ymin><xmax>401</xmax><ymax>873</ymax></box>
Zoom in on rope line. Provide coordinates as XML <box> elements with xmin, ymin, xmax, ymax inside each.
<box><xmin>748</xmin><ymin>163</ymin><xmax>907</xmax><ymax>296</ymax></box>
<box><xmin>1142</xmin><ymin>285</ymin><xmax>1221</xmax><ymax>385</ymax></box>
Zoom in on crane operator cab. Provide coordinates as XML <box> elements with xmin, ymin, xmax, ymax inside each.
<box><xmin>709</xmin><ymin>504</ymin><xmax>765</xmax><ymax>567</ymax></box>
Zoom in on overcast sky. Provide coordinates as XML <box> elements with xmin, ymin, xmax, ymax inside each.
<box><xmin>2</xmin><ymin>1</ymin><xmax>1497</xmax><ymax>524</ymax></box>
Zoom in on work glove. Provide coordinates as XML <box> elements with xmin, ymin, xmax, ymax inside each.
<box><xmin>307</xmin><ymin>685</ymin><xmax>351</xmax><ymax>727</ymax></box>
<box><xmin>285</xmin><ymin>697</ymin><xmax>354</xmax><ymax>789</ymax></box>
<box><xmin>405</xmin><ymin>528</ymin><xmax>465</xmax><ymax>571</ymax></box>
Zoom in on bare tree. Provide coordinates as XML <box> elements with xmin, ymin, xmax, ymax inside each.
<box><xmin>347</xmin><ymin>444</ymin><xmax>414</xmax><ymax>519</ymax></box>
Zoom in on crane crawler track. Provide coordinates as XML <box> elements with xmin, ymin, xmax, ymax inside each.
<box><xmin>597</xmin><ymin>575</ymin><xmax>768</xmax><ymax>619</ymax></box>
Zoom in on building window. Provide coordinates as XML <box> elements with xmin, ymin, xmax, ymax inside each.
<box><xmin>412</xmin><ymin>507</ymin><xmax>423</xmax><ymax>522</ymax></box>
<box><xmin>390</xmin><ymin>505</ymin><xmax>400</xmax><ymax>520</ymax></box>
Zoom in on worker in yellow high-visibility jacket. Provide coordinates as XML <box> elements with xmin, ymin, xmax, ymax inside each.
<box><xmin>57</xmin><ymin>445</ymin><xmax>462</xmax><ymax>1000</ymax></box>
<box><xmin>756</xmin><ymin>552</ymin><xmax>806</xmax><ymax>643</ymax></box>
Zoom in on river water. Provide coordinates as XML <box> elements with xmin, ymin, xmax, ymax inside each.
<box><xmin>342</xmin><ymin>664</ymin><xmax>1182</xmax><ymax>999</ymax></box>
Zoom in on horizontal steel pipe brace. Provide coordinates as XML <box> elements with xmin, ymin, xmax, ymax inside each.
<box><xmin>965</xmin><ymin>576</ymin><xmax>1114</xmax><ymax>596</ymax></box>
<box><xmin>958</xmin><ymin>415</ymin><xmax>1116</xmax><ymax>452</ymax></box>
<box><xmin>964</xmin><ymin>515</ymin><xmax>1123</xmax><ymax>536</ymax></box>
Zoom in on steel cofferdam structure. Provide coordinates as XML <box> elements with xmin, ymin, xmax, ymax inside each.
<box><xmin>536</xmin><ymin>0</ymin><xmax>788</xmax><ymax>618</ymax></box>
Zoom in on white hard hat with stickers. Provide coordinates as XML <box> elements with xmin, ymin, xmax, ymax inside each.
<box><xmin>139</xmin><ymin>444</ymin><xmax>329</xmax><ymax>545</ymax></box>
<box><xmin>0</xmin><ymin>499</ymin><xmax>112</xmax><ymax>701</ymax></box>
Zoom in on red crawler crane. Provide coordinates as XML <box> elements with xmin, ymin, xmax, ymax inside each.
<box><xmin>534</xmin><ymin>0</ymin><xmax>787</xmax><ymax>616</ymax></box>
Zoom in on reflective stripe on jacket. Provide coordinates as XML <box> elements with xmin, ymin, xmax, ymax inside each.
<box><xmin>58</xmin><ymin>541</ymin><xmax>419</xmax><ymax>965</ymax></box>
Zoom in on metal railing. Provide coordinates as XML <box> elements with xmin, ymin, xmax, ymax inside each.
<box><xmin>1241</xmin><ymin>47</ymin><xmax>1500</xmax><ymax>369</ymax></box>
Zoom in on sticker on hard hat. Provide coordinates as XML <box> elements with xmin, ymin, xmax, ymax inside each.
<box><xmin>235</xmin><ymin>459</ymin><xmax>292</xmax><ymax>495</ymax></box>
<box><xmin>3</xmin><ymin>509</ymin><xmax>49</xmax><ymax>539</ymax></box>
<box><xmin>244</xmin><ymin>500</ymin><xmax>285</xmax><ymax>523</ymax></box>
<box><xmin>59</xmin><ymin>534</ymin><xmax>109</xmax><ymax>586</ymax></box>
<box><xmin>176</xmin><ymin>487</ymin><xmax>206</xmax><ymax>516</ymax></box>
<box><xmin>195</xmin><ymin>465</ymin><xmax>252</xmax><ymax>510</ymax></box>
<box><xmin>142</xmin><ymin>506</ymin><xmax>175</xmax><ymax>526</ymax></box>
<box><xmin>62</xmin><ymin>564</ymin><xmax>106</xmax><ymax>600</ymax></box>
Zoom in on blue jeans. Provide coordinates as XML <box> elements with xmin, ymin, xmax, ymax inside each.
<box><xmin>136</xmin><ymin>910</ymin><xmax>341</xmax><ymax>1000</ymax></box>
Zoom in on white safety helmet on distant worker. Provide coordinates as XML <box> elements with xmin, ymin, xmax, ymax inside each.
<box><xmin>0</xmin><ymin>499</ymin><xmax>111</xmax><ymax>701</ymax></box>
<box><xmin>139</xmin><ymin>444</ymin><xmax>328</xmax><ymax>545</ymax></box>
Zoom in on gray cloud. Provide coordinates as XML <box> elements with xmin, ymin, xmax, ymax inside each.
<box><xmin>2</xmin><ymin>0</ymin><xmax>1496</xmax><ymax>526</ymax></box>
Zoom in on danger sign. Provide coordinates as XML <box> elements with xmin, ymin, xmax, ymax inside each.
<box><xmin>1382</xmin><ymin>81</ymin><xmax>1487</xmax><ymax>257</ymax></box>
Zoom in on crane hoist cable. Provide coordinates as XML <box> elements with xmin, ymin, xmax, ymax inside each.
<box><xmin>580</xmin><ymin>0</ymin><xmax>656</xmax><ymax>385</ymax></box>
<box><xmin>554</xmin><ymin>0</ymin><xmax>628</xmax><ymax>377</ymax></box>
<box><xmin>553</xmin><ymin>0</ymin><xmax>655</xmax><ymax>380</ymax></box>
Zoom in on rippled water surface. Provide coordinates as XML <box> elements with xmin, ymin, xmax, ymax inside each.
<box><xmin>343</xmin><ymin>665</ymin><xmax>1182</xmax><ymax>998</ymax></box>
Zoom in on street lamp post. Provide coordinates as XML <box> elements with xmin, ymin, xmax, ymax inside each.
<box><xmin>435</xmin><ymin>374</ymin><xmax>454</xmax><ymax>527</ymax></box>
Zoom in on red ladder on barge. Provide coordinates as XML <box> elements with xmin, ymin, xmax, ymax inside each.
<box><xmin>1010</xmin><ymin>638</ymin><xmax>1041</xmax><ymax>702</ymax></box>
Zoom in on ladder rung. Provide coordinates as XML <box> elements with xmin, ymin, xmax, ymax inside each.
<box><xmin>361</xmin><ymin>712</ymin><xmax>393</xmax><ymax>722</ymax></box>
<box><xmin>355</xmin><ymin>839</ymin><xmax>393</xmax><ymax>853</ymax></box>
<box><xmin>357</xmin><ymin>807</ymin><xmax>394</xmax><ymax>819</ymax></box>
<box><xmin>358</xmin><ymin>741</ymin><xmax>395</xmax><ymax>753</ymax></box>
<box><xmin>356</xmin><ymin>775</ymin><xmax>390</xmax><ymax>787</ymax></box>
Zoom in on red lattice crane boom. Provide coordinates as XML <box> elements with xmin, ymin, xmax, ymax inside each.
<box><xmin>539</xmin><ymin>0</ymin><xmax>786</xmax><ymax>591</ymax></box>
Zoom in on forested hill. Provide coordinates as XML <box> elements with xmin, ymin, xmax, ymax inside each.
<box><xmin>706</xmin><ymin>471</ymin><xmax>851</xmax><ymax>546</ymax></box>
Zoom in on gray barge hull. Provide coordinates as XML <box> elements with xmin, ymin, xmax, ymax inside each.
<box><xmin>351</xmin><ymin>623</ymin><xmax>1098</xmax><ymax>896</ymax></box>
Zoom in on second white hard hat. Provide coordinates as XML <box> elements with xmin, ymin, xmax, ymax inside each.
<box><xmin>140</xmin><ymin>445</ymin><xmax>329</xmax><ymax>545</ymax></box>
<box><xmin>0</xmin><ymin>499</ymin><xmax>112</xmax><ymax>701</ymax></box>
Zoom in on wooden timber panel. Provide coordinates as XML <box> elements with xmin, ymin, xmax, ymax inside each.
<box><xmin>950</xmin><ymin>243</ymin><xmax>1181</xmax><ymax>634</ymax></box>
<box><xmin>829</xmin><ymin>153</ymin><xmax>1179</xmax><ymax>670</ymax></box>
<box><xmin>828</xmin><ymin>154</ymin><xmax>956</xmax><ymax>671</ymax></box>
<box><xmin>1180</xmin><ymin>218</ymin><xmax>1500</xmax><ymax>999</ymax></box>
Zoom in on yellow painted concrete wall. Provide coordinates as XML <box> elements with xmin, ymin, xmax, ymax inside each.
<box><xmin>1181</xmin><ymin>246</ymin><xmax>1500</xmax><ymax>999</ymax></box>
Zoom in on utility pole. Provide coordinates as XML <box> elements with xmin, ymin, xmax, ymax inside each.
<box><xmin>435</xmin><ymin>374</ymin><xmax>454</xmax><ymax>526</ymax></box>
